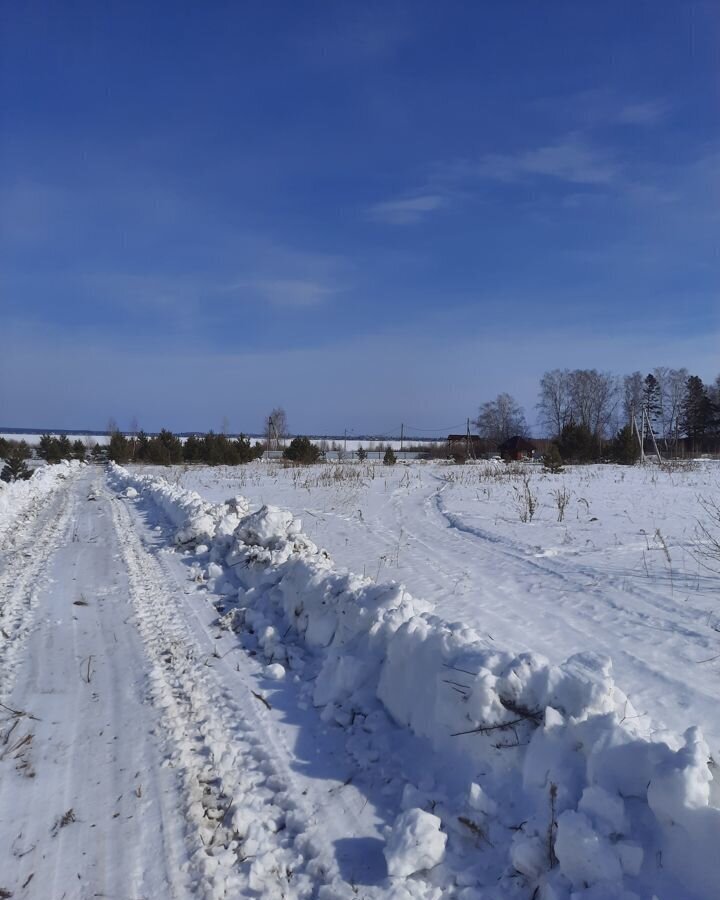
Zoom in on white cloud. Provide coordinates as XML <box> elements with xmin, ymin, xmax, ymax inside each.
<box><xmin>367</xmin><ymin>193</ymin><xmax>449</xmax><ymax>224</ymax></box>
<box><xmin>247</xmin><ymin>278</ymin><xmax>337</xmax><ymax>308</ymax></box>
<box><xmin>445</xmin><ymin>136</ymin><xmax>618</xmax><ymax>187</ymax></box>
<box><xmin>616</xmin><ymin>100</ymin><xmax>668</xmax><ymax>126</ymax></box>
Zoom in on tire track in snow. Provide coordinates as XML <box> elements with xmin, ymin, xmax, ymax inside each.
<box><xmin>109</xmin><ymin>489</ymin><xmax>361</xmax><ymax>900</ymax></box>
<box><xmin>0</xmin><ymin>472</ymin><xmax>77</xmax><ymax>694</ymax></box>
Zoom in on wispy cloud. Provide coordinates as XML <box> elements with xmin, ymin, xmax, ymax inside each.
<box><xmin>616</xmin><ymin>99</ymin><xmax>668</xmax><ymax>126</ymax></box>
<box><xmin>237</xmin><ymin>278</ymin><xmax>338</xmax><ymax>308</ymax></box>
<box><xmin>367</xmin><ymin>193</ymin><xmax>448</xmax><ymax>225</ymax></box>
<box><xmin>368</xmin><ymin>135</ymin><xmax>618</xmax><ymax>225</ymax></box>
<box><xmin>442</xmin><ymin>135</ymin><xmax>619</xmax><ymax>187</ymax></box>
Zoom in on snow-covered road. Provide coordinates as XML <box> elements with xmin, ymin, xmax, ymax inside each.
<box><xmin>0</xmin><ymin>468</ymin><xmax>187</xmax><ymax>898</ymax></box>
<box><xmin>0</xmin><ymin>469</ymin><xmax>407</xmax><ymax>899</ymax></box>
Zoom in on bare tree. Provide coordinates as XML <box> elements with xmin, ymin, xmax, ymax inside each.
<box><xmin>652</xmin><ymin>367</ymin><xmax>670</xmax><ymax>447</ymax></box>
<box><xmin>475</xmin><ymin>393</ymin><xmax>528</xmax><ymax>447</ymax></box>
<box><xmin>537</xmin><ymin>369</ymin><xmax>572</xmax><ymax>437</ymax></box>
<box><xmin>663</xmin><ymin>368</ymin><xmax>689</xmax><ymax>452</ymax></box>
<box><xmin>265</xmin><ymin>407</ymin><xmax>288</xmax><ymax>450</ymax></box>
<box><xmin>568</xmin><ymin>370</ymin><xmax>618</xmax><ymax>438</ymax></box>
<box><xmin>623</xmin><ymin>372</ymin><xmax>644</xmax><ymax>428</ymax></box>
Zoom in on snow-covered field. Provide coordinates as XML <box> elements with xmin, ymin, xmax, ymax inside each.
<box><xmin>1</xmin><ymin>458</ymin><xmax>719</xmax><ymax>899</ymax></box>
<box><xmin>144</xmin><ymin>459</ymin><xmax>720</xmax><ymax>749</ymax></box>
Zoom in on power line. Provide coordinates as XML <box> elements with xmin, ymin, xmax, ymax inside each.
<box><xmin>404</xmin><ymin>423</ymin><xmax>467</xmax><ymax>433</ymax></box>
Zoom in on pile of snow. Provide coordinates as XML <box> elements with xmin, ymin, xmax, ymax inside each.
<box><xmin>0</xmin><ymin>460</ymin><xmax>82</xmax><ymax>542</ymax></box>
<box><xmin>385</xmin><ymin>809</ymin><xmax>447</xmax><ymax>878</ymax></box>
<box><xmin>110</xmin><ymin>464</ymin><xmax>720</xmax><ymax>899</ymax></box>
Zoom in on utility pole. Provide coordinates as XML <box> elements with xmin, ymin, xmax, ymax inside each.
<box><xmin>633</xmin><ymin>414</ymin><xmax>644</xmax><ymax>464</ymax></box>
<box><xmin>344</xmin><ymin>429</ymin><xmax>347</xmax><ymax>453</ymax></box>
<box><xmin>465</xmin><ymin>417</ymin><xmax>471</xmax><ymax>460</ymax></box>
<box><xmin>400</xmin><ymin>423</ymin><xmax>404</xmax><ymax>452</ymax></box>
<box><xmin>644</xmin><ymin>407</ymin><xmax>662</xmax><ymax>462</ymax></box>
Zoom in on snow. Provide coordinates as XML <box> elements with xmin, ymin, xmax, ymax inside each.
<box><xmin>109</xmin><ymin>460</ymin><xmax>720</xmax><ymax>899</ymax></box>
<box><xmin>385</xmin><ymin>809</ymin><xmax>447</xmax><ymax>878</ymax></box>
<box><xmin>0</xmin><ymin>459</ymin><xmax>82</xmax><ymax>543</ymax></box>
<box><xmin>155</xmin><ymin>458</ymin><xmax>720</xmax><ymax>752</ymax></box>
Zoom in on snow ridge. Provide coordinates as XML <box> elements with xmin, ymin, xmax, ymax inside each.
<box><xmin>0</xmin><ymin>459</ymin><xmax>82</xmax><ymax>545</ymax></box>
<box><xmin>110</xmin><ymin>464</ymin><xmax>720</xmax><ymax>900</ymax></box>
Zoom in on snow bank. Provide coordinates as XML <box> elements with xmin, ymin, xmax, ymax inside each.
<box><xmin>110</xmin><ymin>464</ymin><xmax>720</xmax><ymax>899</ymax></box>
<box><xmin>0</xmin><ymin>460</ymin><xmax>82</xmax><ymax>542</ymax></box>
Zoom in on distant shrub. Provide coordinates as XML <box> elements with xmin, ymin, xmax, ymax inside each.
<box><xmin>383</xmin><ymin>446</ymin><xmax>396</xmax><ymax>466</ymax></box>
<box><xmin>283</xmin><ymin>436</ymin><xmax>321</xmax><ymax>464</ymax></box>
<box><xmin>357</xmin><ymin>446</ymin><xmax>367</xmax><ymax>462</ymax></box>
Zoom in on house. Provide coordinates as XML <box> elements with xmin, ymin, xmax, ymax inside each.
<box><xmin>498</xmin><ymin>435</ymin><xmax>536</xmax><ymax>461</ymax></box>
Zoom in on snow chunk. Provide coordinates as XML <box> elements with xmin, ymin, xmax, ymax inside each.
<box><xmin>264</xmin><ymin>663</ymin><xmax>286</xmax><ymax>681</ymax></box>
<box><xmin>384</xmin><ymin>808</ymin><xmax>447</xmax><ymax>878</ymax></box>
<box><xmin>555</xmin><ymin>810</ymin><xmax>623</xmax><ymax>889</ymax></box>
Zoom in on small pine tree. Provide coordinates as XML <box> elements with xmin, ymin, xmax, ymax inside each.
<box><xmin>108</xmin><ymin>430</ymin><xmax>130</xmax><ymax>463</ymax></box>
<box><xmin>91</xmin><ymin>443</ymin><xmax>105</xmax><ymax>462</ymax></box>
<box><xmin>357</xmin><ymin>445</ymin><xmax>367</xmax><ymax>462</ymax></box>
<box><xmin>558</xmin><ymin>423</ymin><xmax>598</xmax><ymax>463</ymax></box>
<box><xmin>283</xmin><ymin>436</ymin><xmax>321</xmax><ymax>464</ymax></box>
<box><xmin>609</xmin><ymin>425</ymin><xmax>640</xmax><ymax>465</ymax></box>
<box><xmin>57</xmin><ymin>434</ymin><xmax>73</xmax><ymax>459</ymax></box>
<box><xmin>72</xmin><ymin>439</ymin><xmax>86</xmax><ymax>461</ymax></box>
<box><xmin>543</xmin><ymin>444</ymin><xmax>564</xmax><ymax>473</ymax></box>
<box><xmin>1</xmin><ymin>447</ymin><xmax>32</xmax><ymax>482</ymax></box>
<box><xmin>38</xmin><ymin>433</ymin><xmax>61</xmax><ymax>463</ymax></box>
<box><xmin>383</xmin><ymin>446</ymin><xmax>396</xmax><ymax>466</ymax></box>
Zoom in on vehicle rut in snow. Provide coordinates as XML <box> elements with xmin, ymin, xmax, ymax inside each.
<box><xmin>110</xmin><ymin>489</ymin><xmax>376</xmax><ymax>899</ymax></box>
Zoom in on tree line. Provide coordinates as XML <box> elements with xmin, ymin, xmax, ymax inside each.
<box><xmin>106</xmin><ymin>429</ymin><xmax>265</xmax><ymax>465</ymax></box>
<box><xmin>476</xmin><ymin>368</ymin><xmax>720</xmax><ymax>462</ymax></box>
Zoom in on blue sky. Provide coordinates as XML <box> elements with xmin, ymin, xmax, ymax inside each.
<box><xmin>1</xmin><ymin>1</ymin><xmax>719</xmax><ymax>435</ymax></box>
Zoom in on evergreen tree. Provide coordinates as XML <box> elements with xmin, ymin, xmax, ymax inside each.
<box><xmin>383</xmin><ymin>446</ymin><xmax>396</xmax><ymax>466</ymax></box>
<box><xmin>283</xmin><ymin>436</ymin><xmax>320</xmax><ymax>464</ymax></box>
<box><xmin>609</xmin><ymin>425</ymin><xmax>640</xmax><ymax>465</ymax></box>
<box><xmin>72</xmin><ymin>439</ymin><xmax>86</xmax><ymax>461</ymax></box>
<box><xmin>38</xmin><ymin>433</ymin><xmax>61</xmax><ymax>463</ymax></box>
<box><xmin>135</xmin><ymin>430</ymin><xmax>150</xmax><ymax>461</ymax></box>
<box><xmin>146</xmin><ymin>429</ymin><xmax>184</xmax><ymax>465</ymax></box>
<box><xmin>183</xmin><ymin>434</ymin><xmax>202</xmax><ymax>463</ymax></box>
<box><xmin>91</xmin><ymin>443</ymin><xmax>105</xmax><ymax>462</ymax></box>
<box><xmin>1</xmin><ymin>446</ymin><xmax>32</xmax><ymax>482</ymax></box>
<box><xmin>108</xmin><ymin>430</ymin><xmax>130</xmax><ymax>463</ymax></box>
<box><xmin>543</xmin><ymin>444</ymin><xmax>564</xmax><ymax>473</ymax></box>
<box><xmin>57</xmin><ymin>434</ymin><xmax>73</xmax><ymax>459</ymax></box>
<box><xmin>0</xmin><ymin>437</ymin><xmax>9</xmax><ymax>458</ymax></box>
<box><xmin>682</xmin><ymin>375</ymin><xmax>713</xmax><ymax>452</ymax></box>
<box><xmin>357</xmin><ymin>446</ymin><xmax>367</xmax><ymax>462</ymax></box>
<box><xmin>642</xmin><ymin>373</ymin><xmax>662</xmax><ymax>435</ymax></box>
<box><xmin>557</xmin><ymin>423</ymin><xmax>599</xmax><ymax>463</ymax></box>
